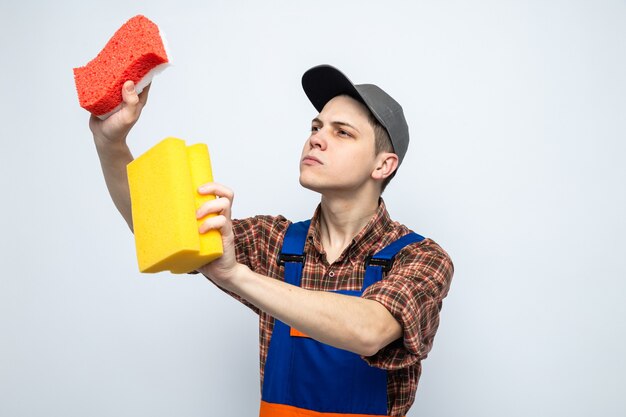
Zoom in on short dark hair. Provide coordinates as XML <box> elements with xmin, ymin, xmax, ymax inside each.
<box><xmin>366</xmin><ymin>111</ymin><xmax>396</xmax><ymax>193</ymax></box>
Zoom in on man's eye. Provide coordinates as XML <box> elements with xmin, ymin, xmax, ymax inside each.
<box><xmin>338</xmin><ymin>129</ymin><xmax>351</xmax><ymax>137</ymax></box>
<box><xmin>311</xmin><ymin>126</ymin><xmax>320</xmax><ymax>132</ymax></box>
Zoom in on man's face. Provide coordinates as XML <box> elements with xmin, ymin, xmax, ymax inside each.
<box><xmin>299</xmin><ymin>95</ymin><xmax>378</xmax><ymax>195</ymax></box>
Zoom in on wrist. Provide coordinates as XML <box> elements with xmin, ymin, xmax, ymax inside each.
<box><xmin>93</xmin><ymin>135</ymin><xmax>133</xmax><ymax>163</ymax></box>
<box><xmin>93</xmin><ymin>133</ymin><xmax>128</xmax><ymax>150</ymax></box>
<box><xmin>220</xmin><ymin>263</ymin><xmax>252</xmax><ymax>294</ymax></box>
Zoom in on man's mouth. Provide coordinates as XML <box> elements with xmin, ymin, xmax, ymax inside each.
<box><xmin>302</xmin><ymin>155</ymin><xmax>323</xmax><ymax>165</ymax></box>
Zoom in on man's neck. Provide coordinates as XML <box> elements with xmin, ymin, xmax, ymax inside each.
<box><xmin>318</xmin><ymin>194</ymin><xmax>379</xmax><ymax>263</ymax></box>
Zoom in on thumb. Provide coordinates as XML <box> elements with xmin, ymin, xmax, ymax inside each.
<box><xmin>122</xmin><ymin>80</ymin><xmax>140</xmax><ymax>106</ymax></box>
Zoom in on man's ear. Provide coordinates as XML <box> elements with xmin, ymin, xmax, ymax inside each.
<box><xmin>372</xmin><ymin>153</ymin><xmax>399</xmax><ymax>180</ymax></box>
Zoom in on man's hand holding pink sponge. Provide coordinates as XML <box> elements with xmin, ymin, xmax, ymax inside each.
<box><xmin>74</xmin><ymin>15</ymin><xmax>169</xmax><ymax>119</ymax></box>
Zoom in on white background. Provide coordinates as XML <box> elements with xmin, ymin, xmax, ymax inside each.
<box><xmin>1</xmin><ymin>1</ymin><xmax>625</xmax><ymax>416</ymax></box>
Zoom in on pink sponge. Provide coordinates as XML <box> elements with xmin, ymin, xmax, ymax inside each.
<box><xmin>73</xmin><ymin>15</ymin><xmax>170</xmax><ymax>119</ymax></box>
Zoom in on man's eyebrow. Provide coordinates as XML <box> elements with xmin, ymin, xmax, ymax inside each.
<box><xmin>311</xmin><ymin>118</ymin><xmax>360</xmax><ymax>133</ymax></box>
<box><xmin>332</xmin><ymin>120</ymin><xmax>360</xmax><ymax>133</ymax></box>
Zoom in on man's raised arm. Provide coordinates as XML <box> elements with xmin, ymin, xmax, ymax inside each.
<box><xmin>89</xmin><ymin>80</ymin><xmax>151</xmax><ymax>231</ymax></box>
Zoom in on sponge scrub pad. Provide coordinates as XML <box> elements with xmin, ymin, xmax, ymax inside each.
<box><xmin>127</xmin><ymin>138</ymin><xmax>223</xmax><ymax>274</ymax></box>
<box><xmin>73</xmin><ymin>15</ymin><xmax>170</xmax><ymax>119</ymax></box>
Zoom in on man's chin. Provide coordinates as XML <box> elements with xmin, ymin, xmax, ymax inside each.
<box><xmin>299</xmin><ymin>176</ymin><xmax>324</xmax><ymax>193</ymax></box>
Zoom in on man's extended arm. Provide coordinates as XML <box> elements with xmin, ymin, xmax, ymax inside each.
<box><xmin>195</xmin><ymin>183</ymin><xmax>403</xmax><ymax>357</ymax></box>
<box><xmin>229</xmin><ymin>265</ymin><xmax>401</xmax><ymax>357</ymax></box>
<box><xmin>89</xmin><ymin>81</ymin><xmax>150</xmax><ymax>230</ymax></box>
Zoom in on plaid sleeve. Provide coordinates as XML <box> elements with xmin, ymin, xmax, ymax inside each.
<box><xmin>232</xmin><ymin>214</ymin><xmax>290</xmax><ymax>273</ymax></box>
<box><xmin>361</xmin><ymin>239</ymin><xmax>454</xmax><ymax>370</ymax></box>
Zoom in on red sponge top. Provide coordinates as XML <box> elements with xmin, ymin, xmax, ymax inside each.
<box><xmin>73</xmin><ymin>15</ymin><xmax>169</xmax><ymax>117</ymax></box>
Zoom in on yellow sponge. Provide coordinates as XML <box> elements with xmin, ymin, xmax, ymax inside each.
<box><xmin>127</xmin><ymin>137</ymin><xmax>223</xmax><ymax>273</ymax></box>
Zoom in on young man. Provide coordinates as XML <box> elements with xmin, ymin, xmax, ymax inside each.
<box><xmin>90</xmin><ymin>64</ymin><xmax>453</xmax><ymax>417</ymax></box>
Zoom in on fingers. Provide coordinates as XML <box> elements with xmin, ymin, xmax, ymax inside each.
<box><xmin>198</xmin><ymin>214</ymin><xmax>229</xmax><ymax>234</ymax></box>
<box><xmin>196</xmin><ymin>183</ymin><xmax>235</xmax><ymax>235</ymax></box>
<box><xmin>198</xmin><ymin>182</ymin><xmax>234</xmax><ymax>201</ymax></box>
<box><xmin>196</xmin><ymin>195</ymin><xmax>232</xmax><ymax>222</ymax></box>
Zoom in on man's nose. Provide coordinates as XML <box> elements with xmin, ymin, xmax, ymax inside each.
<box><xmin>309</xmin><ymin>128</ymin><xmax>327</xmax><ymax>150</ymax></box>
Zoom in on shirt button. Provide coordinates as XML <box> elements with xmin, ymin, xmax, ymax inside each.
<box><xmin>328</xmin><ymin>271</ymin><xmax>335</xmax><ymax>277</ymax></box>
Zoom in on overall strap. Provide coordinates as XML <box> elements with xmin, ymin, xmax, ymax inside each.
<box><xmin>363</xmin><ymin>232</ymin><xmax>425</xmax><ymax>290</ymax></box>
<box><xmin>278</xmin><ymin>220</ymin><xmax>311</xmax><ymax>286</ymax></box>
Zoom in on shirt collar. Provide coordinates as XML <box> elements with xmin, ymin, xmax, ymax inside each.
<box><xmin>307</xmin><ymin>198</ymin><xmax>392</xmax><ymax>262</ymax></box>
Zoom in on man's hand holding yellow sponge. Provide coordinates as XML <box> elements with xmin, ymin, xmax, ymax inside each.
<box><xmin>127</xmin><ymin>138</ymin><xmax>223</xmax><ymax>273</ymax></box>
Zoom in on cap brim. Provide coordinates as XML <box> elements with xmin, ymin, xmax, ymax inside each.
<box><xmin>302</xmin><ymin>65</ymin><xmax>365</xmax><ymax>113</ymax></box>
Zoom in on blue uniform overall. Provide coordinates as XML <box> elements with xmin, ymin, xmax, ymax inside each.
<box><xmin>260</xmin><ymin>220</ymin><xmax>424</xmax><ymax>417</ymax></box>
